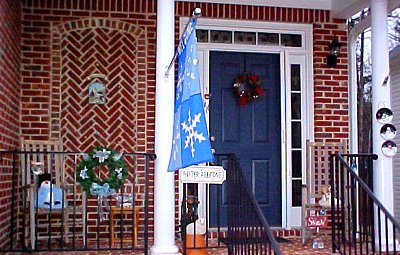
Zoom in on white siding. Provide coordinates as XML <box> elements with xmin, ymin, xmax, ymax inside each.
<box><xmin>391</xmin><ymin>45</ymin><xmax>400</xmax><ymax>221</ymax></box>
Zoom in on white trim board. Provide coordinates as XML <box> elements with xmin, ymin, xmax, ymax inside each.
<box><xmin>177</xmin><ymin>0</ymin><xmax>331</xmax><ymax>10</ymax></box>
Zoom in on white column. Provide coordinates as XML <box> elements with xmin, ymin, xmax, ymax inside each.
<box><xmin>371</xmin><ymin>0</ymin><xmax>394</xmax><ymax>249</ymax></box>
<box><xmin>150</xmin><ymin>0</ymin><xmax>180</xmax><ymax>254</ymax></box>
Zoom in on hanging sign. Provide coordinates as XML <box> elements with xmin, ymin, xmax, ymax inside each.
<box><xmin>306</xmin><ymin>215</ymin><xmax>328</xmax><ymax>227</ymax></box>
<box><xmin>179</xmin><ymin>165</ymin><xmax>226</xmax><ymax>184</ymax></box>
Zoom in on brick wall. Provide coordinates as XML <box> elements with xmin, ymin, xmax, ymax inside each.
<box><xmin>21</xmin><ymin>0</ymin><xmax>157</xmax><ymax>147</ymax></box>
<box><xmin>18</xmin><ymin>0</ymin><xmax>348</xmax><ymax>246</ymax></box>
<box><xmin>175</xmin><ymin>2</ymin><xmax>349</xmax><ymax>142</ymax></box>
<box><xmin>21</xmin><ymin>0</ymin><xmax>157</xmax><ymax>242</ymax></box>
<box><xmin>20</xmin><ymin>1</ymin><xmax>348</xmax><ymax>147</ymax></box>
<box><xmin>0</xmin><ymin>1</ymin><xmax>21</xmax><ymax>149</ymax></box>
<box><xmin>313</xmin><ymin>23</ymin><xmax>349</xmax><ymax>142</ymax></box>
<box><xmin>0</xmin><ymin>0</ymin><xmax>21</xmax><ymax>250</ymax></box>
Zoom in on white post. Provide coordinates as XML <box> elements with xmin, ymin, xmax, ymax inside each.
<box><xmin>150</xmin><ymin>0</ymin><xmax>180</xmax><ymax>254</ymax></box>
<box><xmin>371</xmin><ymin>0</ymin><xmax>395</xmax><ymax>250</ymax></box>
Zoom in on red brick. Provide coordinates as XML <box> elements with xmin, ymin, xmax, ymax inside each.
<box><xmin>13</xmin><ymin>0</ymin><xmax>350</xmax><ymax>245</ymax></box>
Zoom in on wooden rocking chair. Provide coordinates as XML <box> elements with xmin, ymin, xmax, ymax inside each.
<box><xmin>21</xmin><ymin>138</ymin><xmax>86</xmax><ymax>249</ymax></box>
<box><xmin>301</xmin><ymin>140</ymin><xmax>347</xmax><ymax>245</ymax></box>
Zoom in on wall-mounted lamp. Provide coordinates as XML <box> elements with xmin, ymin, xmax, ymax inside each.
<box><xmin>326</xmin><ymin>38</ymin><xmax>341</xmax><ymax>67</ymax></box>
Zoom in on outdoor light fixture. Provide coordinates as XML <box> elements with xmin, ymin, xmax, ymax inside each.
<box><xmin>326</xmin><ymin>38</ymin><xmax>341</xmax><ymax>67</ymax></box>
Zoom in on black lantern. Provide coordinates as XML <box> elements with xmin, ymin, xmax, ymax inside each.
<box><xmin>327</xmin><ymin>38</ymin><xmax>341</xmax><ymax>67</ymax></box>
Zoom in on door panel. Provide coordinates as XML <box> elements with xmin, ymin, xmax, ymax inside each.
<box><xmin>209</xmin><ymin>51</ymin><xmax>282</xmax><ymax>226</ymax></box>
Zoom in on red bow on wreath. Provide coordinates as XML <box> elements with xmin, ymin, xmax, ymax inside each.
<box><xmin>232</xmin><ymin>72</ymin><xmax>264</xmax><ymax>106</ymax></box>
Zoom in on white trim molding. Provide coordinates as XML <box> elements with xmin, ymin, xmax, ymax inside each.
<box><xmin>177</xmin><ymin>0</ymin><xmax>331</xmax><ymax>10</ymax></box>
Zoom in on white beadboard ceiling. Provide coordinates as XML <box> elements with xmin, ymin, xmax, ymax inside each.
<box><xmin>331</xmin><ymin>0</ymin><xmax>400</xmax><ymax>18</ymax></box>
<box><xmin>177</xmin><ymin>0</ymin><xmax>400</xmax><ymax>19</ymax></box>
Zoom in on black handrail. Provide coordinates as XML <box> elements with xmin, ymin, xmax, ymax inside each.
<box><xmin>181</xmin><ymin>153</ymin><xmax>282</xmax><ymax>255</ymax></box>
<box><xmin>330</xmin><ymin>153</ymin><xmax>400</xmax><ymax>254</ymax></box>
<box><xmin>226</xmin><ymin>154</ymin><xmax>282</xmax><ymax>254</ymax></box>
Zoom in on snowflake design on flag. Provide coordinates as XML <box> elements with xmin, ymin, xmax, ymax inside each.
<box><xmin>171</xmin><ymin>123</ymin><xmax>181</xmax><ymax>160</ymax></box>
<box><xmin>182</xmin><ymin>110</ymin><xmax>206</xmax><ymax>157</ymax></box>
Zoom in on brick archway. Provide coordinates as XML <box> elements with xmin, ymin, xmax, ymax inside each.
<box><xmin>51</xmin><ymin>18</ymin><xmax>147</xmax><ymax>153</ymax></box>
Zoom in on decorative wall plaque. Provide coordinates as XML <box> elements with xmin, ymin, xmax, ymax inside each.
<box><xmin>89</xmin><ymin>82</ymin><xmax>106</xmax><ymax>104</ymax></box>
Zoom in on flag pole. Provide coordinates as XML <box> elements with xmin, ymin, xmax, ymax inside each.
<box><xmin>164</xmin><ymin>8</ymin><xmax>201</xmax><ymax>78</ymax></box>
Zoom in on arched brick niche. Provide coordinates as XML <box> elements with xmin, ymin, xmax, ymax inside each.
<box><xmin>51</xmin><ymin>18</ymin><xmax>147</xmax><ymax>153</ymax></box>
<box><xmin>49</xmin><ymin>19</ymin><xmax>149</xmax><ymax>239</ymax></box>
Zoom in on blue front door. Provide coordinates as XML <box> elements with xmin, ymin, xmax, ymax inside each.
<box><xmin>209</xmin><ymin>51</ymin><xmax>282</xmax><ymax>226</ymax></box>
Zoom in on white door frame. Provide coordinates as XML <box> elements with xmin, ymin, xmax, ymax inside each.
<box><xmin>178</xmin><ymin>17</ymin><xmax>314</xmax><ymax>228</ymax></box>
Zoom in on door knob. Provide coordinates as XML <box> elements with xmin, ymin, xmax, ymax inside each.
<box><xmin>210</xmin><ymin>136</ymin><xmax>216</xmax><ymax>142</ymax></box>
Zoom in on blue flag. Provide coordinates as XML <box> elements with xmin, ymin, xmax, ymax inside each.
<box><xmin>168</xmin><ymin>19</ymin><xmax>214</xmax><ymax>172</ymax></box>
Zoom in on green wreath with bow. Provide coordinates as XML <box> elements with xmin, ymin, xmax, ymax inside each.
<box><xmin>76</xmin><ymin>146</ymin><xmax>128</xmax><ymax>197</ymax></box>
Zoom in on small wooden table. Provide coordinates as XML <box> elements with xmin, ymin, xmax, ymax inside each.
<box><xmin>110</xmin><ymin>207</ymin><xmax>140</xmax><ymax>247</ymax></box>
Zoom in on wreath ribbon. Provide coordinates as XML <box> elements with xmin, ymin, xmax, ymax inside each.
<box><xmin>90</xmin><ymin>182</ymin><xmax>116</xmax><ymax>198</ymax></box>
<box><xmin>91</xmin><ymin>182</ymin><xmax>116</xmax><ymax>221</ymax></box>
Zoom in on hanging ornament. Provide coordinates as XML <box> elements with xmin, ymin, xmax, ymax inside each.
<box><xmin>30</xmin><ymin>161</ymin><xmax>44</xmax><ymax>175</ymax></box>
<box><xmin>376</xmin><ymin>107</ymin><xmax>393</xmax><ymax>124</ymax></box>
<box><xmin>381</xmin><ymin>141</ymin><xmax>397</xmax><ymax>157</ymax></box>
<box><xmin>380</xmin><ymin>124</ymin><xmax>396</xmax><ymax>140</ymax></box>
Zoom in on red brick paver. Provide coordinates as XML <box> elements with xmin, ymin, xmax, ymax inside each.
<box><xmin>7</xmin><ymin>237</ymin><xmax>338</xmax><ymax>255</ymax></box>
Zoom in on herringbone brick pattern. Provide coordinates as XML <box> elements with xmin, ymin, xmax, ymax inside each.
<box><xmin>60</xmin><ymin>27</ymin><xmax>139</xmax><ymax>153</ymax></box>
<box><xmin>48</xmin><ymin>21</ymin><xmax>149</xmax><ymax>238</ymax></box>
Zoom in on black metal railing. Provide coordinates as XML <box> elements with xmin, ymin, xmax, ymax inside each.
<box><xmin>0</xmin><ymin>150</ymin><xmax>155</xmax><ymax>253</ymax></box>
<box><xmin>331</xmin><ymin>153</ymin><xmax>400</xmax><ymax>254</ymax></box>
<box><xmin>181</xmin><ymin>153</ymin><xmax>282</xmax><ymax>255</ymax></box>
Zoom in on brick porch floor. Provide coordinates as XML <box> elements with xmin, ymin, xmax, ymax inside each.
<box><xmin>8</xmin><ymin>236</ymin><xmax>336</xmax><ymax>254</ymax></box>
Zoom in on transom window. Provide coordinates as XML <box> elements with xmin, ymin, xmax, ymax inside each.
<box><xmin>196</xmin><ymin>29</ymin><xmax>302</xmax><ymax>47</ymax></box>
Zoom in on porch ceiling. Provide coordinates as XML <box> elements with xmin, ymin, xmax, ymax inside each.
<box><xmin>331</xmin><ymin>0</ymin><xmax>400</xmax><ymax>19</ymax></box>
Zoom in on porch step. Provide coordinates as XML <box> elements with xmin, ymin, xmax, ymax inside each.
<box><xmin>208</xmin><ymin>228</ymin><xmax>301</xmax><ymax>240</ymax></box>
<box><xmin>273</xmin><ymin>228</ymin><xmax>301</xmax><ymax>238</ymax></box>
